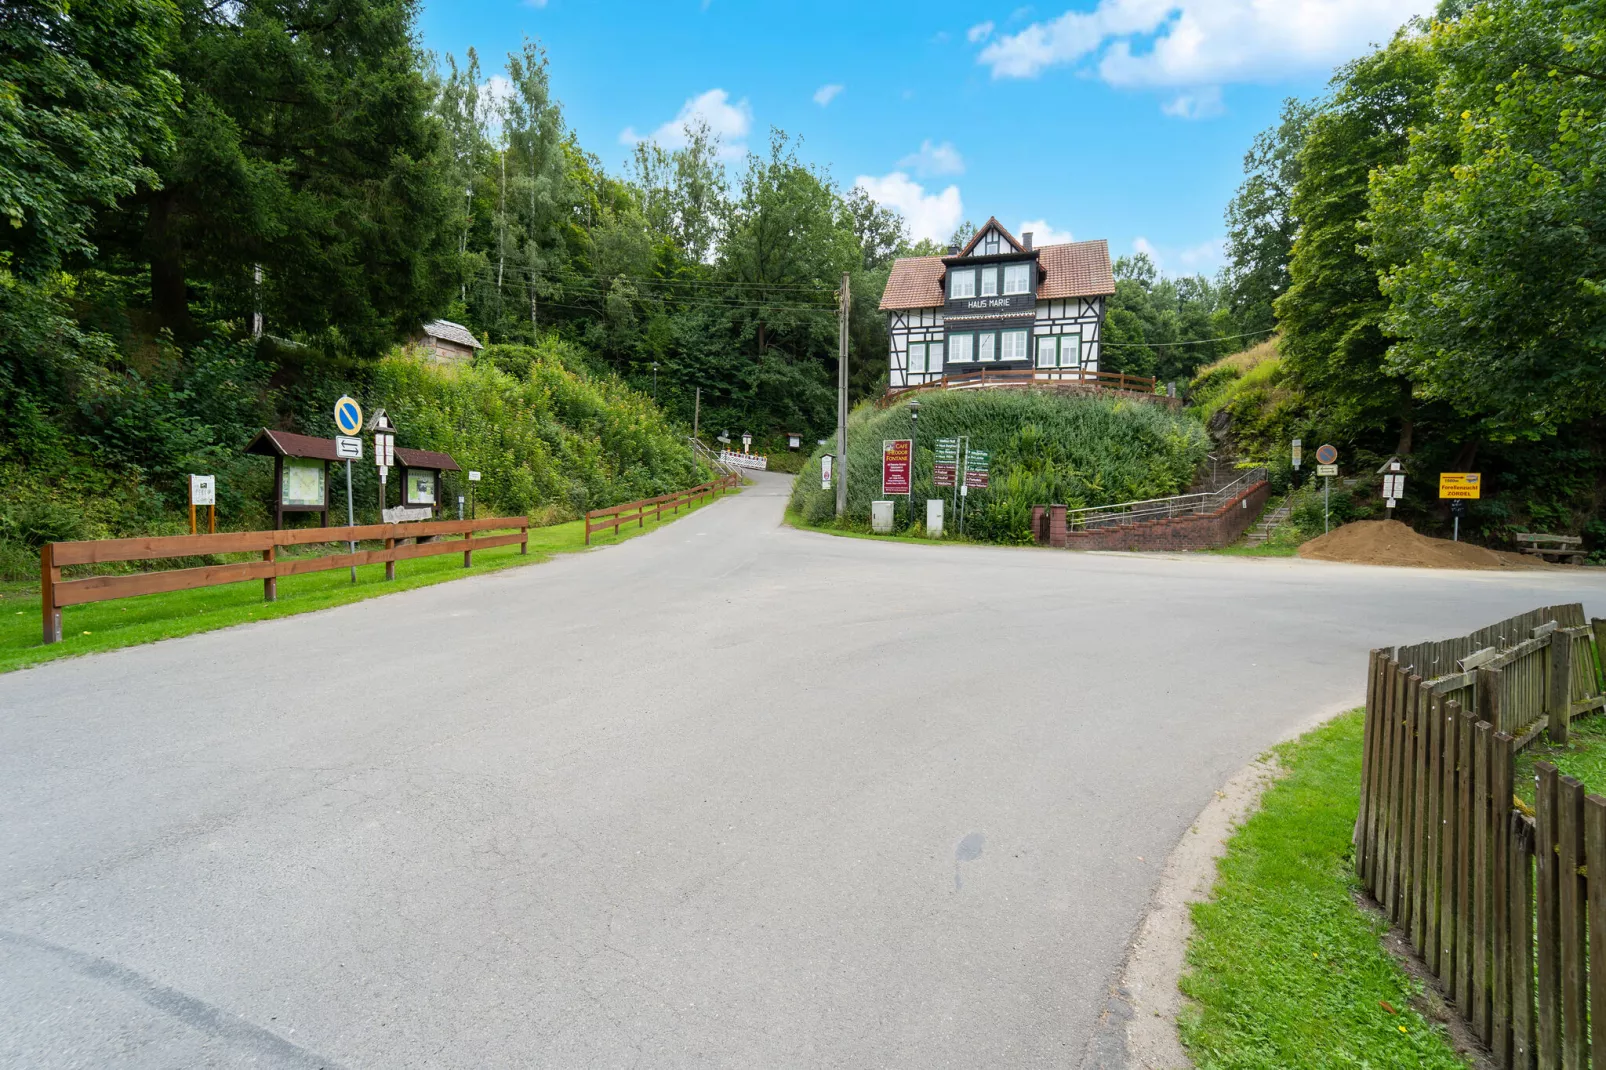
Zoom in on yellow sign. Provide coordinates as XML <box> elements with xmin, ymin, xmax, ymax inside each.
<box><xmin>1439</xmin><ymin>472</ymin><xmax>1482</xmax><ymax>499</ymax></box>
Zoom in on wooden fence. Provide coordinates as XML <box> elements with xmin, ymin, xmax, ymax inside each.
<box><xmin>877</xmin><ymin>367</ymin><xmax>1161</xmax><ymax>408</ymax></box>
<box><xmin>583</xmin><ymin>474</ymin><xmax>741</xmax><ymax>545</ymax></box>
<box><xmin>1357</xmin><ymin>603</ymin><xmax>1606</xmax><ymax>1067</ymax></box>
<box><xmin>39</xmin><ymin>516</ymin><xmax>529</xmax><ymax>644</ymax></box>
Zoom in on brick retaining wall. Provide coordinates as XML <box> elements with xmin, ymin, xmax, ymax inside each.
<box><xmin>1038</xmin><ymin>481</ymin><xmax>1271</xmax><ymax>552</ymax></box>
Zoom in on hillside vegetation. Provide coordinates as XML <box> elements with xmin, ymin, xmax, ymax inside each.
<box><xmin>789</xmin><ymin>390</ymin><xmax>1210</xmax><ymax>544</ymax></box>
<box><xmin>1208</xmin><ymin>0</ymin><xmax>1606</xmax><ymax>553</ymax></box>
<box><xmin>0</xmin><ymin>338</ymin><xmax>706</xmax><ymax>582</ymax></box>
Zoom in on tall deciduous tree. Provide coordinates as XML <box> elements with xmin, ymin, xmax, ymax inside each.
<box><xmin>1276</xmin><ymin>32</ymin><xmax>1438</xmax><ymax>453</ymax></box>
<box><xmin>1371</xmin><ymin>0</ymin><xmax>1606</xmax><ymax>440</ymax></box>
<box><xmin>1</xmin><ymin>0</ymin><xmax>179</xmax><ymax>277</ymax></box>
<box><xmin>1222</xmin><ymin>97</ymin><xmax>1314</xmax><ymax>336</ymax></box>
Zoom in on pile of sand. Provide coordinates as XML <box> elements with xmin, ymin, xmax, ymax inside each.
<box><xmin>1298</xmin><ymin>519</ymin><xmax>1556</xmax><ymax>570</ymax></box>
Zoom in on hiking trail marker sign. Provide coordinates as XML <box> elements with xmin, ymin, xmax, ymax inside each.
<box><xmin>1439</xmin><ymin>473</ymin><xmax>1482</xmax><ymax>499</ymax></box>
<box><xmin>933</xmin><ymin>438</ymin><xmax>960</xmax><ymax>488</ymax></box>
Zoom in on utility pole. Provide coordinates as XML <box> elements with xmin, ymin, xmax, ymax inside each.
<box><xmin>836</xmin><ymin>272</ymin><xmax>850</xmax><ymax>519</ymax></box>
<box><xmin>693</xmin><ymin>387</ymin><xmax>700</xmax><ymax>443</ymax></box>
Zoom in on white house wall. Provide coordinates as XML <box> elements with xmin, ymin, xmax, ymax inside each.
<box><xmin>886</xmin><ymin>296</ymin><xmax>1105</xmax><ymax>381</ymax></box>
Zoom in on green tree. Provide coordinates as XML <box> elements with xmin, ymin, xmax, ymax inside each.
<box><xmin>114</xmin><ymin>0</ymin><xmax>457</xmax><ymax>353</ymax></box>
<box><xmin>1276</xmin><ymin>32</ymin><xmax>1439</xmax><ymax>454</ymax></box>
<box><xmin>1223</xmin><ymin>97</ymin><xmax>1314</xmax><ymax>335</ymax></box>
<box><xmin>1</xmin><ymin>0</ymin><xmax>179</xmax><ymax>277</ymax></box>
<box><xmin>1371</xmin><ymin>0</ymin><xmax>1606</xmax><ymax>440</ymax></box>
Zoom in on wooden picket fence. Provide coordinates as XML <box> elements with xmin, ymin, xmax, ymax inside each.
<box><xmin>583</xmin><ymin>474</ymin><xmax>741</xmax><ymax>545</ymax></box>
<box><xmin>1357</xmin><ymin>603</ymin><xmax>1606</xmax><ymax>1067</ymax></box>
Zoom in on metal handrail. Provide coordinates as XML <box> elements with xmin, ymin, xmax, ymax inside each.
<box><xmin>1063</xmin><ymin>466</ymin><xmax>1268</xmax><ymax>531</ymax></box>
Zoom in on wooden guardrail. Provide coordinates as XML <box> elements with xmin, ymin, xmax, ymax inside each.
<box><xmin>584</xmin><ymin>474</ymin><xmax>741</xmax><ymax>545</ymax></box>
<box><xmin>878</xmin><ymin>366</ymin><xmax>1159</xmax><ymax>408</ymax></box>
<box><xmin>39</xmin><ymin>516</ymin><xmax>529</xmax><ymax>644</ymax></box>
<box><xmin>1356</xmin><ymin>604</ymin><xmax>1606</xmax><ymax>1068</ymax></box>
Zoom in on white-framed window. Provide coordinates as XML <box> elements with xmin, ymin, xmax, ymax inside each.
<box><xmin>982</xmin><ymin>231</ymin><xmax>1000</xmax><ymax>255</ymax></box>
<box><xmin>909</xmin><ymin>342</ymin><xmax>926</xmax><ymax>375</ymax></box>
<box><xmin>980</xmin><ymin>268</ymin><xmax>998</xmax><ymax>297</ymax></box>
<box><xmin>1060</xmin><ymin>332</ymin><xmax>1082</xmax><ymax>367</ymax></box>
<box><xmin>949</xmin><ymin>270</ymin><xmax>975</xmax><ymax>299</ymax></box>
<box><xmin>978</xmin><ymin>332</ymin><xmax>996</xmax><ymax>362</ymax></box>
<box><xmin>928</xmin><ymin>342</ymin><xmax>944</xmax><ymax>373</ymax></box>
<box><xmin>1037</xmin><ymin>336</ymin><xmax>1058</xmax><ymax>368</ymax></box>
<box><xmin>949</xmin><ymin>333</ymin><xmax>973</xmax><ymax>363</ymax></box>
<box><xmin>1001</xmin><ymin>329</ymin><xmax>1028</xmax><ymax>361</ymax></box>
<box><xmin>1003</xmin><ymin>263</ymin><xmax>1030</xmax><ymax>295</ymax></box>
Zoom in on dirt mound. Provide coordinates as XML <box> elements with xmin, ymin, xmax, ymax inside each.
<box><xmin>1298</xmin><ymin>519</ymin><xmax>1552</xmax><ymax>570</ymax></box>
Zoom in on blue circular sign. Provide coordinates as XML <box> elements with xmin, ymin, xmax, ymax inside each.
<box><xmin>334</xmin><ymin>396</ymin><xmax>363</xmax><ymax>436</ymax></box>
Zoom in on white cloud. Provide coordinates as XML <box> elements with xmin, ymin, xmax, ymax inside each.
<box><xmin>979</xmin><ymin>0</ymin><xmax>1435</xmax><ymax>89</ymax></box>
<box><xmin>813</xmin><ymin>83</ymin><xmax>844</xmax><ymax>107</ymax></box>
<box><xmin>968</xmin><ymin>20</ymin><xmax>995</xmax><ymax>43</ymax></box>
<box><xmin>479</xmin><ymin>75</ymin><xmax>514</xmax><ymax>115</ymax></box>
<box><xmin>897</xmin><ymin>139</ymin><xmax>965</xmax><ymax>177</ymax></box>
<box><xmin>1160</xmin><ymin>85</ymin><xmax>1223</xmax><ymax>119</ymax></box>
<box><xmin>1129</xmin><ymin>235</ymin><xmax>1225</xmax><ymax>274</ymax></box>
<box><xmin>853</xmin><ymin>173</ymin><xmax>964</xmax><ymax>244</ymax></box>
<box><xmin>619</xmin><ymin>88</ymin><xmax>753</xmax><ymax>160</ymax></box>
<box><xmin>1018</xmin><ymin>219</ymin><xmax>1074</xmax><ymax>246</ymax></box>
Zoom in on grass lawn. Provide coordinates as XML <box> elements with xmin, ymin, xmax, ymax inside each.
<box><xmin>0</xmin><ymin>489</ymin><xmax>737</xmax><ymax>675</ymax></box>
<box><xmin>1514</xmin><ymin>713</ymin><xmax>1606</xmax><ymax>805</ymax></box>
<box><xmin>1179</xmin><ymin>711</ymin><xmax>1470</xmax><ymax>1069</ymax></box>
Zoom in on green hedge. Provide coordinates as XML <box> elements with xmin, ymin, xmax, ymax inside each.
<box><xmin>788</xmin><ymin>390</ymin><xmax>1210</xmax><ymax>543</ymax></box>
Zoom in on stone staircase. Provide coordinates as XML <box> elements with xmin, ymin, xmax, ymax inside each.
<box><xmin>1245</xmin><ymin>499</ymin><xmax>1293</xmax><ymax>544</ymax></box>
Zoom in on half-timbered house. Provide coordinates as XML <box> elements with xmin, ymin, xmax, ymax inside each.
<box><xmin>879</xmin><ymin>218</ymin><xmax>1115</xmax><ymax>388</ymax></box>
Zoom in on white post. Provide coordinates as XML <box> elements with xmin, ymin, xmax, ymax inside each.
<box><xmin>345</xmin><ymin>459</ymin><xmax>356</xmax><ymax>583</ymax></box>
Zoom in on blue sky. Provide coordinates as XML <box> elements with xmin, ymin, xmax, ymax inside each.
<box><xmin>418</xmin><ymin>0</ymin><xmax>1434</xmax><ymax>276</ymax></box>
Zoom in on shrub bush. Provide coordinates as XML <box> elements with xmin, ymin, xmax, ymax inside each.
<box><xmin>789</xmin><ymin>390</ymin><xmax>1210</xmax><ymax>541</ymax></box>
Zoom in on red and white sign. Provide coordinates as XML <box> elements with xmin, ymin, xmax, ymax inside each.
<box><xmin>882</xmin><ymin>439</ymin><xmax>911</xmax><ymax>496</ymax></box>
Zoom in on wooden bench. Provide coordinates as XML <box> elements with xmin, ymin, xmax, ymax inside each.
<box><xmin>1515</xmin><ymin>532</ymin><xmax>1587</xmax><ymax>562</ymax></box>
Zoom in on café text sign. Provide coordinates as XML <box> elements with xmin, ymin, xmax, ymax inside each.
<box><xmin>882</xmin><ymin>439</ymin><xmax>912</xmax><ymax>496</ymax></box>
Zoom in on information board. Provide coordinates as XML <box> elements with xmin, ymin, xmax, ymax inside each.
<box><xmin>189</xmin><ymin>474</ymin><xmax>216</xmax><ymax>506</ymax></box>
<box><xmin>964</xmin><ymin>449</ymin><xmax>990</xmax><ymax>489</ymax></box>
<box><xmin>882</xmin><ymin>439</ymin><xmax>912</xmax><ymax>496</ymax></box>
<box><xmin>933</xmin><ymin>438</ymin><xmax>960</xmax><ymax>487</ymax></box>
<box><xmin>1439</xmin><ymin>473</ymin><xmax>1482</xmax><ymax>499</ymax></box>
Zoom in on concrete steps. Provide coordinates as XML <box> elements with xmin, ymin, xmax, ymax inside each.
<box><xmin>1245</xmin><ymin>501</ymin><xmax>1293</xmax><ymax>544</ymax></box>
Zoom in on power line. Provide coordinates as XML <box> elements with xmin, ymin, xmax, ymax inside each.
<box><xmin>1100</xmin><ymin>328</ymin><xmax>1276</xmax><ymax>348</ymax></box>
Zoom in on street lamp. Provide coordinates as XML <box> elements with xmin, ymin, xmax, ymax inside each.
<box><xmin>652</xmin><ymin>361</ymin><xmax>659</xmax><ymax>400</ymax></box>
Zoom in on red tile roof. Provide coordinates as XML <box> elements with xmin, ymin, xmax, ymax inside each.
<box><xmin>244</xmin><ymin>429</ymin><xmax>343</xmax><ymax>461</ymax></box>
<box><xmin>1036</xmin><ymin>239</ymin><xmax>1115</xmax><ymax>300</ymax></box>
<box><xmin>395</xmin><ymin>446</ymin><xmax>461</xmax><ymax>472</ymax></box>
<box><xmin>879</xmin><ymin>238</ymin><xmax>1115</xmax><ymax>310</ymax></box>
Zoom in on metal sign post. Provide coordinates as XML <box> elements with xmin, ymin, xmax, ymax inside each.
<box><xmin>1315</xmin><ymin>444</ymin><xmax>1338</xmax><ymax>533</ymax></box>
<box><xmin>1291</xmin><ymin>438</ymin><xmax>1302</xmax><ymax>488</ymax></box>
<box><xmin>468</xmin><ymin>469</ymin><xmax>480</xmax><ymax>519</ymax></box>
<box><xmin>1378</xmin><ymin>458</ymin><xmax>1405</xmax><ymax>516</ymax></box>
<box><xmin>1439</xmin><ymin>472</ymin><xmax>1480</xmax><ymax>542</ymax></box>
<box><xmin>334</xmin><ymin>399</ymin><xmax>363</xmax><ymax>583</ymax></box>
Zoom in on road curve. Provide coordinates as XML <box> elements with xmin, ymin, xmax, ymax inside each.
<box><xmin>3</xmin><ymin>472</ymin><xmax>1603</xmax><ymax>1068</ymax></box>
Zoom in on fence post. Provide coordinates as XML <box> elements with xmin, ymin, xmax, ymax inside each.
<box><xmin>40</xmin><ymin>543</ymin><xmax>61</xmax><ymax>644</ymax></box>
<box><xmin>1512</xmin><ymin>813</ymin><xmax>1536</xmax><ymax>1070</ymax></box>
<box><xmin>1550</xmin><ymin>631</ymin><xmax>1574</xmax><ymax>744</ymax></box>
<box><xmin>1491</xmin><ymin>731</ymin><xmax>1514</xmax><ymax>1062</ymax></box>
<box><xmin>520</xmin><ymin>521</ymin><xmax>528</xmax><ymax>555</ymax></box>
<box><xmin>1559</xmin><ymin>775</ymin><xmax>1588</xmax><ymax>1067</ymax></box>
<box><xmin>1473</xmin><ymin>720</ymin><xmax>1492</xmax><ymax>1041</ymax></box>
<box><xmin>462</xmin><ymin>529</ymin><xmax>472</xmax><ymax>569</ymax></box>
<box><xmin>1585</xmin><ymin>793</ymin><xmax>1606</xmax><ymax>1070</ymax></box>
<box><xmin>384</xmin><ymin>538</ymin><xmax>396</xmax><ymax>581</ymax></box>
<box><xmin>1536</xmin><ymin>762</ymin><xmax>1561</xmax><ymax>1067</ymax></box>
<box><xmin>262</xmin><ymin>546</ymin><xmax>277</xmax><ymax>603</ymax></box>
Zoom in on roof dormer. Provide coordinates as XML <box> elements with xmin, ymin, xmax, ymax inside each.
<box><xmin>956</xmin><ymin>217</ymin><xmax>1027</xmax><ymax>259</ymax></box>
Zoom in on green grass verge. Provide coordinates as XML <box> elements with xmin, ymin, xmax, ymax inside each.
<box><xmin>780</xmin><ymin>504</ymin><xmax>1004</xmax><ymax>548</ymax></box>
<box><xmin>1514</xmin><ymin>713</ymin><xmax>1606</xmax><ymax>805</ymax></box>
<box><xmin>1179</xmin><ymin>710</ymin><xmax>1469</xmax><ymax>1069</ymax></box>
<box><xmin>0</xmin><ymin>490</ymin><xmax>737</xmax><ymax>675</ymax></box>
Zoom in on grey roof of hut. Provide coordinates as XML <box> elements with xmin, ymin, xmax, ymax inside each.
<box><xmin>421</xmin><ymin>319</ymin><xmax>483</xmax><ymax>350</ymax></box>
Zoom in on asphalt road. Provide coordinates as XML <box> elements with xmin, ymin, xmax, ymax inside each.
<box><xmin>4</xmin><ymin>471</ymin><xmax>1605</xmax><ymax>1069</ymax></box>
